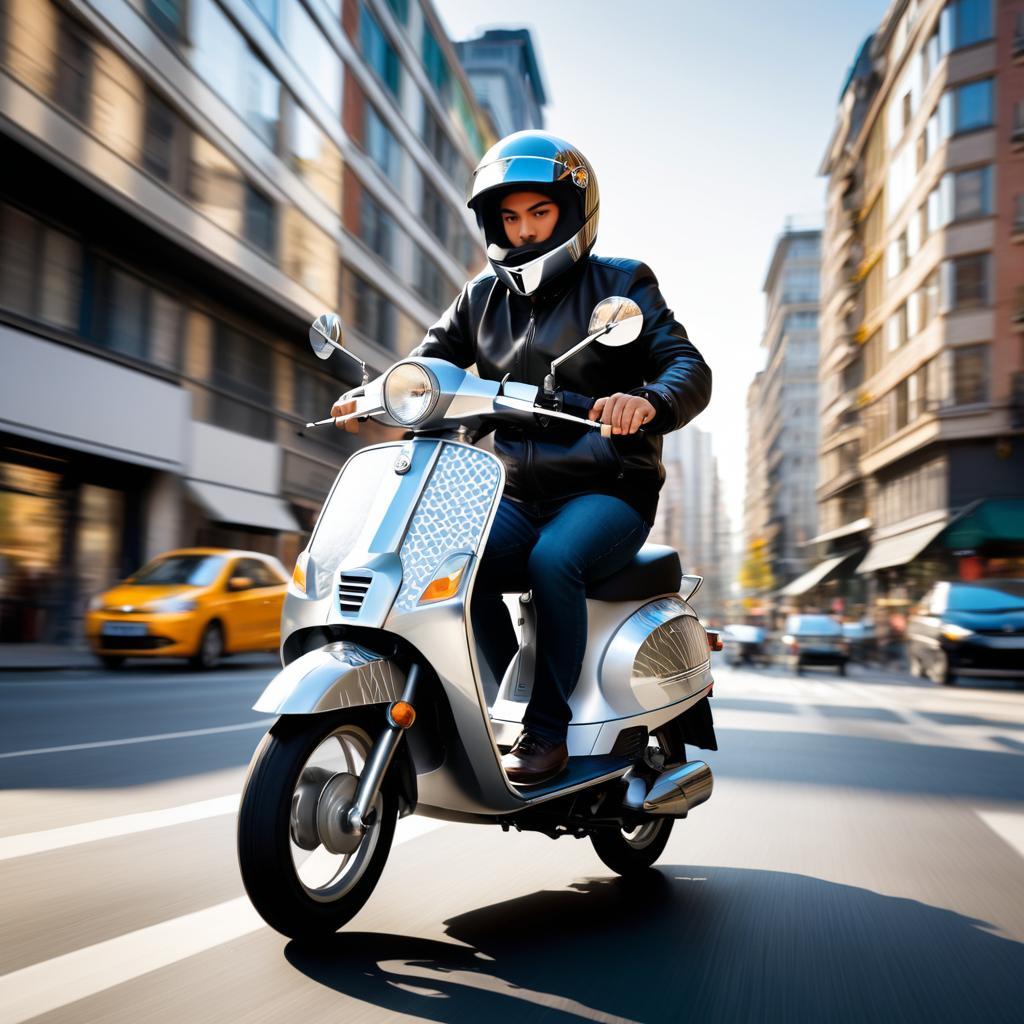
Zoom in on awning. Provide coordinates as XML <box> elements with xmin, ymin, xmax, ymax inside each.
<box><xmin>185</xmin><ymin>480</ymin><xmax>300</xmax><ymax>533</ymax></box>
<box><xmin>856</xmin><ymin>518</ymin><xmax>949</xmax><ymax>574</ymax></box>
<box><xmin>940</xmin><ymin>499</ymin><xmax>1024</xmax><ymax>550</ymax></box>
<box><xmin>804</xmin><ymin>517</ymin><xmax>872</xmax><ymax>546</ymax></box>
<box><xmin>779</xmin><ymin>553</ymin><xmax>855</xmax><ymax>596</ymax></box>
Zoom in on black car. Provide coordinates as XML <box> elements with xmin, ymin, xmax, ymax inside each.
<box><xmin>780</xmin><ymin>614</ymin><xmax>849</xmax><ymax>676</ymax></box>
<box><xmin>906</xmin><ymin>579</ymin><xmax>1024</xmax><ymax>685</ymax></box>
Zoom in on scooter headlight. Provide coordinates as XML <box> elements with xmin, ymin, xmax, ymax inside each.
<box><xmin>383</xmin><ymin>362</ymin><xmax>439</xmax><ymax>426</ymax></box>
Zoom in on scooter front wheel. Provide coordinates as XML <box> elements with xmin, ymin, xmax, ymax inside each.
<box><xmin>237</xmin><ymin>712</ymin><xmax>397</xmax><ymax>939</ymax></box>
<box><xmin>590</xmin><ymin>818</ymin><xmax>674</xmax><ymax>875</ymax></box>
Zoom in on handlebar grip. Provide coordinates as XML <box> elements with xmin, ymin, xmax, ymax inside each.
<box><xmin>600</xmin><ymin>423</ymin><xmax>613</xmax><ymax>439</ymax></box>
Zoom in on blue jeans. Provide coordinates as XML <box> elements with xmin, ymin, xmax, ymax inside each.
<box><xmin>471</xmin><ymin>494</ymin><xmax>651</xmax><ymax>741</ymax></box>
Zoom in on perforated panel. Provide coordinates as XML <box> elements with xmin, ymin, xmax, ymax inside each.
<box><xmin>394</xmin><ymin>444</ymin><xmax>501</xmax><ymax>613</ymax></box>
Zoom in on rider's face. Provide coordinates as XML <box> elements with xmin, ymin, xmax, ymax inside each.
<box><xmin>500</xmin><ymin>191</ymin><xmax>560</xmax><ymax>248</ymax></box>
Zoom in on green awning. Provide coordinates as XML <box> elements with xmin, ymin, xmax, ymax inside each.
<box><xmin>941</xmin><ymin>499</ymin><xmax>1024</xmax><ymax>550</ymax></box>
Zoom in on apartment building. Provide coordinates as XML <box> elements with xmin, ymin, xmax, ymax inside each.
<box><xmin>0</xmin><ymin>0</ymin><xmax>497</xmax><ymax>642</ymax></box>
<box><xmin>817</xmin><ymin>0</ymin><xmax>1024</xmax><ymax>615</ymax></box>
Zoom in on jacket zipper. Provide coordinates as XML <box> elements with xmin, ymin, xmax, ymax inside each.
<box><xmin>519</xmin><ymin>306</ymin><xmax>537</xmax><ymax>383</ymax></box>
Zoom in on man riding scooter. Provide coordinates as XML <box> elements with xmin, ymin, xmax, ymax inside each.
<box><xmin>333</xmin><ymin>129</ymin><xmax>712</xmax><ymax>783</ymax></box>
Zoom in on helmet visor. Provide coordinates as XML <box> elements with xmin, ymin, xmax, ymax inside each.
<box><xmin>469</xmin><ymin>156</ymin><xmax>574</xmax><ymax>204</ymax></box>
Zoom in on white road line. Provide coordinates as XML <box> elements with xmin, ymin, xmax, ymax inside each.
<box><xmin>0</xmin><ymin>795</ymin><xmax>241</xmax><ymax>862</ymax></box>
<box><xmin>977</xmin><ymin>810</ymin><xmax>1024</xmax><ymax>859</ymax></box>
<box><xmin>0</xmin><ymin>720</ymin><xmax>275</xmax><ymax>759</ymax></box>
<box><xmin>0</xmin><ymin>816</ymin><xmax>447</xmax><ymax>1023</ymax></box>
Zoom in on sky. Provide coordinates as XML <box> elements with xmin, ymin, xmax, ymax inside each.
<box><xmin>433</xmin><ymin>0</ymin><xmax>892</xmax><ymax>535</ymax></box>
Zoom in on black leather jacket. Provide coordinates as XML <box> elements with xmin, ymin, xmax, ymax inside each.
<box><xmin>411</xmin><ymin>255</ymin><xmax>712</xmax><ymax>525</ymax></box>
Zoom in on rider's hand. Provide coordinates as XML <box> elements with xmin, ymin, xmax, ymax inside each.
<box><xmin>330</xmin><ymin>397</ymin><xmax>361</xmax><ymax>433</ymax></box>
<box><xmin>589</xmin><ymin>393</ymin><xmax>656</xmax><ymax>435</ymax></box>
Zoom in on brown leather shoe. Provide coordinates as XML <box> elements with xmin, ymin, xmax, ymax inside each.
<box><xmin>501</xmin><ymin>731</ymin><xmax>569</xmax><ymax>785</ymax></box>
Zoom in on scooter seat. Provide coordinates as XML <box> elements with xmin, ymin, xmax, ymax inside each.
<box><xmin>586</xmin><ymin>544</ymin><xmax>682</xmax><ymax>601</ymax></box>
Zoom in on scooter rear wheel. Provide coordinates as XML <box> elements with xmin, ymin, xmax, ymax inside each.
<box><xmin>237</xmin><ymin>712</ymin><xmax>397</xmax><ymax>939</ymax></box>
<box><xmin>590</xmin><ymin>818</ymin><xmax>674</xmax><ymax>875</ymax></box>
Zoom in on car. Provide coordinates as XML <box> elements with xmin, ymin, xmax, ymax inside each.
<box><xmin>841</xmin><ymin>620</ymin><xmax>876</xmax><ymax>663</ymax></box>
<box><xmin>780</xmin><ymin>614</ymin><xmax>849</xmax><ymax>676</ymax></box>
<box><xmin>721</xmin><ymin>623</ymin><xmax>769</xmax><ymax>667</ymax></box>
<box><xmin>906</xmin><ymin>579</ymin><xmax>1024</xmax><ymax>686</ymax></box>
<box><xmin>85</xmin><ymin>548</ymin><xmax>288</xmax><ymax>670</ymax></box>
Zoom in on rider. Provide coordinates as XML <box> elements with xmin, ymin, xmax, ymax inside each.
<box><xmin>333</xmin><ymin>130</ymin><xmax>711</xmax><ymax>783</ymax></box>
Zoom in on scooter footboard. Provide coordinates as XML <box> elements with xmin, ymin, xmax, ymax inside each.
<box><xmin>253</xmin><ymin>642</ymin><xmax>405</xmax><ymax>715</ymax></box>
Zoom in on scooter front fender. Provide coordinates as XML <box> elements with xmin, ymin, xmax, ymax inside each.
<box><xmin>253</xmin><ymin>642</ymin><xmax>405</xmax><ymax>715</ymax></box>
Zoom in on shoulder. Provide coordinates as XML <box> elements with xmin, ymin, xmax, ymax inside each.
<box><xmin>586</xmin><ymin>255</ymin><xmax>656</xmax><ymax>285</ymax></box>
<box><xmin>465</xmin><ymin>267</ymin><xmax>500</xmax><ymax>299</ymax></box>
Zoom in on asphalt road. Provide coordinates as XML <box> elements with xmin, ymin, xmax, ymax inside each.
<box><xmin>0</xmin><ymin>657</ymin><xmax>1022</xmax><ymax>1023</ymax></box>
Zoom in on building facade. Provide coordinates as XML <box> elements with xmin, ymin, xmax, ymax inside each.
<box><xmin>0</xmin><ymin>0</ymin><xmax>498</xmax><ymax>643</ymax></box>
<box><xmin>741</xmin><ymin>226</ymin><xmax>821</xmax><ymax>607</ymax></box>
<box><xmin>455</xmin><ymin>28</ymin><xmax>546</xmax><ymax>136</ymax></box>
<box><xmin>817</xmin><ymin>0</ymin><xmax>1024</xmax><ymax>621</ymax></box>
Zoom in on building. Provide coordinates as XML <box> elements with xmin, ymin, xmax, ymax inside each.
<box><xmin>652</xmin><ymin>423</ymin><xmax>731</xmax><ymax>623</ymax></box>
<box><xmin>741</xmin><ymin>225</ymin><xmax>822</xmax><ymax>611</ymax></box>
<box><xmin>455</xmin><ymin>28</ymin><xmax>547</xmax><ymax>136</ymax></box>
<box><xmin>816</xmin><ymin>0</ymin><xmax>1024</xmax><ymax>623</ymax></box>
<box><xmin>0</xmin><ymin>0</ymin><xmax>497</xmax><ymax>643</ymax></box>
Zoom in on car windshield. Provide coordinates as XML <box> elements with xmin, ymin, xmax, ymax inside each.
<box><xmin>129</xmin><ymin>555</ymin><xmax>225</xmax><ymax>587</ymax></box>
<box><xmin>788</xmin><ymin>615</ymin><xmax>842</xmax><ymax>635</ymax></box>
<box><xmin>947</xmin><ymin>581</ymin><xmax>1024</xmax><ymax>613</ymax></box>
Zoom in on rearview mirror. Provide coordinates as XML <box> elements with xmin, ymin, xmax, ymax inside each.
<box><xmin>228</xmin><ymin>576</ymin><xmax>253</xmax><ymax>592</ymax></box>
<box><xmin>588</xmin><ymin>297</ymin><xmax>644</xmax><ymax>347</ymax></box>
<box><xmin>309</xmin><ymin>313</ymin><xmax>344</xmax><ymax>360</ymax></box>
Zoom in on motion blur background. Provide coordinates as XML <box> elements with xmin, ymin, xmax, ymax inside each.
<box><xmin>0</xmin><ymin>0</ymin><xmax>1022</xmax><ymax>659</ymax></box>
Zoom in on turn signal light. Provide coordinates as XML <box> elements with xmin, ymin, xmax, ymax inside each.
<box><xmin>706</xmin><ymin>629</ymin><xmax>723</xmax><ymax>652</ymax></box>
<box><xmin>291</xmin><ymin>552</ymin><xmax>308</xmax><ymax>595</ymax></box>
<box><xmin>388</xmin><ymin>701</ymin><xmax>416</xmax><ymax>729</ymax></box>
<box><xmin>419</xmin><ymin>558</ymin><xmax>468</xmax><ymax>604</ymax></box>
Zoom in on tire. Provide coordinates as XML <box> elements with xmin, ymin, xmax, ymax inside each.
<box><xmin>929</xmin><ymin>651</ymin><xmax>955</xmax><ymax>686</ymax></box>
<box><xmin>237</xmin><ymin>713</ymin><xmax>397</xmax><ymax>939</ymax></box>
<box><xmin>908</xmin><ymin>652</ymin><xmax>925</xmax><ymax>678</ymax></box>
<box><xmin>190</xmin><ymin>621</ymin><xmax>223</xmax><ymax>671</ymax></box>
<box><xmin>100</xmin><ymin>655</ymin><xmax>125</xmax><ymax>671</ymax></box>
<box><xmin>590</xmin><ymin>818</ymin><xmax>674</xmax><ymax>875</ymax></box>
<box><xmin>837</xmin><ymin>661</ymin><xmax>847</xmax><ymax>677</ymax></box>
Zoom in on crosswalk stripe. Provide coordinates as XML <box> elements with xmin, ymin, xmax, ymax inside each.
<box><xmin>0</xmin><ymin>720</ymin><xmax>275</xmax><ymax>759</ymax></box>
<box><xmin>977</xmin><ymin>810</ymin><xmax>1024</xmax><ymax>860</ymax></box>
<box><xmin>0</xmin><ymin>816</ymin><xmax>447</xmax><ymax>1023</ymax></box>
<box><xmin>0</xmin><ymin>795</ymin><xmax>241</xmax><ymax>862</ymax></box>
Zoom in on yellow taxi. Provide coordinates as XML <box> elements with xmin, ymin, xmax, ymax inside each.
<box><xmin>85</xmin><ymin>548</ymin><xmax>288</xmax><ymax>670</ymax></box>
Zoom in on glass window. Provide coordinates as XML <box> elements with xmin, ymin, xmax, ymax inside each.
<box><xmin>359</xmin><ymin>189</ymin><xmax>396</xmax><ymax>265</ymax></box>
<box><xmin>923</xmin><ymin>268</ymin><xmax>940</xmax><ymax>324</ymax></box>
<box><xmin>39</xmin><ymin>228</ymin><xmax>83</xmax><ymax>331</ymax></box>
<box><xmin>886</xmin><ymin>303</ymin><xmax>908</xmax><ymax>351</ymax></box>
<box><xmin>953</xmin><ymin>0</ymin><xmax>993</xmax><ymax>49</ymax></box>
<box><xmin>54</xmin><ymin>13</ymin><xmax>91</xmax><ymax>123</ymax></box>
<box><xmin>385</xmin><ymin>0</ymin><xmax>409</xmax><ymax>23</ymax></box>
<box><xmin>421</xmin><ymin>177</ymin><xmax>450</xmax><ymax>245</ymax></box>
<box><xmin>282</xmin><ymin>207</ymin><xmax>338</xmax><ymax>304</ymax></box>
<box><xmin>234</xmin><ymin>557</ymin><xmax>281</xmax><ymax>587</ymax></box>
<box><xmin>146</xmin><ymin>0</ymin><xmax>187</xmax><ymax>40</ymax></box>
<box><xmin>102</xmin><ymin>267</ymin><xmax>148</xmax><ymax>360</ymax></box>
<box><xmin>0</xmin><ymin>204</ymin><xmax>38</xmax><ymax>319</ymax></box>
<box><xmin>423</xmin><ymin>106</ymin><xmax>460</xmax><ymax>179</ymax></box>
<box><xmin>413</xmin><ymin>243</ymin><xmax>448</xmax><ymax>309</ymax></box>
<box><xmin>243</xmin><ymin>183</ymin><xmax>276</xmax><ymax>254</ymax></box>
<box><xmin>422</xmin><ymin>25</ymin><xmax>450</xmax><ymax>100</ymax></box>
<box><xmin>281</xmin><ymin>0</ymin><xmax>342</xmax><ymax>115</ymax></box>
<box><xmin>284</xmin><ymin>96</ymin><xmax>343</xmax><ymax>211</ymax></box>
<box><xmin>143</xmin><ymin>89</ymin><xmax>190</xmax><ymax>191</ymax></box>
<box><xmin>365</xmin><ymin>103</ymin><xmax>400</xmax><ymax>183</ymax></box>
<box><xmin>951</xmin><ymin>344</ymin><xmax>988</xmax><ymax>405</ymax></box>
<box><xmin>345</xmin><ymin>271</ymin><xmax>395</xmax><ymax>349</ymax></box>
<box><xmin>954</xmin><ymin>79</ymin><xmax>993</xmax><ymax>133</ymax></box>
<box><xmin>191</xmin><ymin>0</ymin><xmax>281</xmax><ymax>147</ymax></box>
<box><xmin>245</xmin><ymin>0</ymin><xmax>278</xmax><ymax>30</ymax></box>
<box><xmin>212</xmin><ymin>323</ymin><xmax>272</xmax><ymax>406</ymax></box>
<box><xmin>952</xmin><ymin>253</ymin><xmax>989</xmax><ymax>308</ymax></box>
<box><xmin>132</xmin><ymin>554</ymin><xmax>225</xmax><ymax>586</ymax></box>
<box><xmin>953</xmin><ymin>166</ymin><xmax>992</xmax><ymax>220</ymax></box>
<box><xmin>189</xmin><ymin>134</ymin><xmax>245</xmax><ymax>237</ymax></box>
<box><xmin>149</xmin><ymin>290</ymin><xmax>182</xmax><ymax>371</ymax></box>
<box><xmin>360</xmin><ymin>3</ymin><xmax>401</xmax><ymax>96</ymax></box>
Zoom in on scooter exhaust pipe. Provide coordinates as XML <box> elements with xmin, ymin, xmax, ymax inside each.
<box><xmin>641</xmin><ymin>760</ymin><xmax>713</xmax><ymax>817</ymax></box>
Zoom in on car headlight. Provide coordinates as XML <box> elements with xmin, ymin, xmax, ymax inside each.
<box><xmin>383</xmin><ymin>362</ymin><xmax>439</xmax><ymax>426</ymax></box>
<box><xmin>941</xmin><ymin>623</ymin><xmax>974</xmax><ymax>641</ymax></box>
<box><xmin>148</xmin><ymin>596</ymin><xmax>198</xmax><ymax>613</ymax></box>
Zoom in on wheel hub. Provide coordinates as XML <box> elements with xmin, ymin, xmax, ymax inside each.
<box><xmin>315</xmin><ymin>771</ymin><xmax>364</xmax><ymax>855</ymax></box>
<box><xmin>289</xmin><ymin>766</ymin><xmax>336</xmax><ymax>850</ymax></box>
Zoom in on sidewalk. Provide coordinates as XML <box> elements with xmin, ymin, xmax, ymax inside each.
<box><xmin>0</xmin><ymin>644</ymin><xmax>97</xmax><ymax>672</ymax></box>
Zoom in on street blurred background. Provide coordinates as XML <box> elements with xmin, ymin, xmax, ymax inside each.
<box><xmin>0</xmin><ymin>0</ymin><xmax>1022</xmax><ymax>1021</ymax></box>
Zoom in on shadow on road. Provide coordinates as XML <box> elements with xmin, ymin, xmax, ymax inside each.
<box><xmin>285</xmin><ymin>866</ymin><xmax>1024</xmax><ymax>1023</ymax></box>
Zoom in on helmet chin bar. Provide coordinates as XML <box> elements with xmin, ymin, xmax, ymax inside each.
<box><xmin>487</xmin><ymin>221</ymin><xmax>594</xmax><ymax>297</ymax></box>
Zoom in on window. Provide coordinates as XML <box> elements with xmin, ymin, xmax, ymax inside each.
<box><xmin>951</xmin><ymin>344</ymin><xmax>988</xmax><ymax>405</ymax></box>
<box><xmin>365</xmin><ymin>103</ymin><xmax>400</xmax><ymax>183</ymax></box>
<box><xmin>282</xmin><ymin>0</ymin><xmax>342</xmax><ymax>114</ymax></box>
<box><xmin>951</xmin><ymin>253</ymin><xmax>989</xmax><ymax>309</ymax></box>
<box><xmin>421</xmin><ymin>178</ymin><xmax>450</xmax><ymax>246</ymax></box>
<box><xmin>243</xmin><ymin>184</ymin><xmax>276</xmax><ymax>254</ymax></box>
<box><xmin>234</xmin><ymin>558</ymin><xmax>281</xmax><ymax>587</ymax></box>
<box><xmin>39</xmin><ymin>228</ymin><xmax>83</xmax><ymax>331</ymax></box>
<box><xmin>954</xmin><ymin>79</ymin><xmax>994</xmax><ymax>133</ymax></box>
<box><xmin>348</xmin><ymin>273</ymin><xmax>395</xmax><ymax>349</ymax></box>
<box><xmin>922</xmin><ymin>268</ymin><xmax>940</xmax><ymax>325</ymax></box>
<box><xmin>54</xmin><ymin>14</ymin><xmax>92</xmax><ymax>123</ymax></box>
<box><xmin>211</xmin><ymin>323</ymin><xmax>274</xmax><ymax>437</ymax></box>
<box><xmin>143</xmin><ymin>89</ymin><xmax>190</xmax><ymax>191</ymax></box>
<box><xmin>145</xmin><ymin>0</ymin><xmax>187</xmax><ymax>40</ymax></box>
<box><xmin>189</xmin><ymin>135</ymin><xmax>246</xmax><ymax>237</ymax></box>
<box><xmin>359</xmin><ymin>190</ymin><xmax>396</xmax><ymax>265</ymax></box>
<box><xmin>284</xmin><ymin>96</ymin><xmax>343</xmax><ymax>211</ymax></box>
<box><xmin>360</xmin><ymin>4</ymin><xmax>401</xmax><ymax>96</ymax></box>
<box><xmin>385</xmin><ymin>0</ymin><xmax>409</xmax><ymax>23</ymax></box>
<box><xmin>101</xmin><ymin>268</ymin><xmax>148</xmax><ymax>361</ymax></box>
<box><xmin>423</xmin><ymin>106</ymin><xmax>461</xmax><ymax>179</ymax></box>
<box><xmin>245</xmin><ymin>0</ymin><xmax>278</xmax><ymax>30</ymax></box>
<box><xmin>282</xmin><ymin>208</ymin><xmax>338</xmax><ymax>304</ymax></box>
<box><xmin>413</xmin><ymin>243</ymin><xmax>448</xmax><ymax>309</ymax></box>
<box><xmin>886</xmin><ymin>303</ymin><xmax>908</xmax><ymax>351</ymax></box>
<box><xmin>952</xmin><ymin>0</ymin><xmax>993</xmax><ymax>49</ymax></box>
<box><xmin>422</xmin><ymin>26</ymin><xmax>450</xmax><ymax>100</ymax></box>
<box><xmin>952</xmin><ymin>166</ymin><xmax>992</xmax><ymax>220</ymax></box>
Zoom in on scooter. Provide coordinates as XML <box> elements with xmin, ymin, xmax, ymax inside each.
<box><xmin>237</xmin><ymin>297</ymin><xmax>718</xmax><ymax>939</ymax></box>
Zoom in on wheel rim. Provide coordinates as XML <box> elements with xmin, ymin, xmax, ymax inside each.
<box><xmin>202</xmin><ymin>626</ymin><xmax>222</xmax><ymax>666</ymax></box>
<box><xmin>619</xmin><ymin>819</ymin><xmax>664</xmax><ymax>850</ymax></box>
<box><xmin>289</xmin><ymin>725</ymin><xmax>383</xmax><ymax>903</ymax></box>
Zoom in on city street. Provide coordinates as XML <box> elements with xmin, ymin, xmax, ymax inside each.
<box><xmin>0</xmin><ymin>659</ymin><xmax>1022</xmax><ymax>1023</ymax></box>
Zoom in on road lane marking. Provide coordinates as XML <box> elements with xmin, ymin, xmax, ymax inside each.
<box><xmin>0</xmin><ymin>815</ymin><xmax>447</xmax><ymax>1023</ymax></box>
<box><xmin>0</xmin><ymin>720</ymin><xmax>275</xmax><ymax>759</ymax></box>
<box><xmin>977</xmin><ymin>810</ymin><xmax>1024</xmax><ymax>859</ymax></box>
<box><xmin>0</xmin><ymin>795</ymin><xmax>241</xmax><ymax>862</ymax></box>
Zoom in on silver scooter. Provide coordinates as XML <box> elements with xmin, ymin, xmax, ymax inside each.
<box><xmin>237</xmin><ymin>298</ymin><xmax>718</xmax><ymax>939</ymax></box>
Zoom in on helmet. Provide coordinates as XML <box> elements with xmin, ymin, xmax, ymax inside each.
<box><xmin>467</xmin><ymin>130</ymin><xmax>599</xmax><ymax>297</ymax></box>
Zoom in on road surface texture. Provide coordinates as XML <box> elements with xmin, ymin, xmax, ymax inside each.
<box><xmin>0</xmin><ymin>657</ymin><xmax>1022</xmax><ymax>1023</ymax></box>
